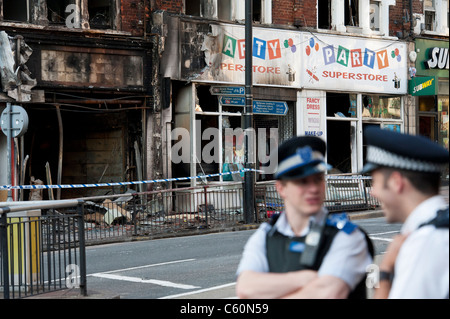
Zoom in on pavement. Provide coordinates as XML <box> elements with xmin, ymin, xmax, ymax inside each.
<box><xmin>19</xmin><ymin>185</ymin><xmax>450</xmax><ymax>299</ymax></box>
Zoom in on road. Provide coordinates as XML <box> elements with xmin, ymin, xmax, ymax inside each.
<box><xmin>83</xmin><ymin>216</ymin><xmax>401</xmax><ymax>299</ymax></box>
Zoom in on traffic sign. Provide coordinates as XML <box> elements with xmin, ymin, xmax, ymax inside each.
<box><xmin>1</xmin><ymin>104</ymin><xmax>29</xmax><ymax>138</ymax></box>
<box><xmin>253</xmin><ymin>100</ymin><xmax>288</xmax><ymax>115</ymax></box>
<box><xmin>210</xmin><ymin>86</ymin><xmax>245</xmax><ymax>96</ymax></box>
<box><xmin>219</xmin><ymin>96</ymin><xmax>245</xmax><ymax>106</ymax></box>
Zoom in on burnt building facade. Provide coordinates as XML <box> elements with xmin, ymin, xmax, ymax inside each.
<box><xmin>147</xmin><ymin>0</ymin><xmax>448</xmax><ymax>185</ymax></box>
<box><xmin>0</xmin><ymin>0</ymin><xmax>158</xmax><ymax>200</ymax></box>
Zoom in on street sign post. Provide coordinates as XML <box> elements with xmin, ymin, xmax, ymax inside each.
<box><xmin>1</xmin><ymin>103</ymin><xmax>29</xmax><ymax>202</ymax></box>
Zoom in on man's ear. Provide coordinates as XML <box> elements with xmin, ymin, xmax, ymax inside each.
<box><xmin>387</xmin><ymin>171</ymin><xmax>405</xmax><ymax>194</ymax></box>
<box><xmin>275</xmin><ymin>180</ymin><xmax>286</xmax><ymax>199</ymax></box>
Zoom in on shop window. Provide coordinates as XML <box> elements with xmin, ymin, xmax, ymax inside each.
<box><xmin>88</xmin><ymin>0</ymin><xmax>112</xmax><ymax>29</ymax></box>
<box><xmin>47</xmin><ymin>0</ymin><xmax>75</xmax><ymax>24</ymax></box>
<box><xmin>362</xmin><ymin>95</ymin><xmax>401</xmax><ymax>119</ymax></box>
<box><xmin>190</xmin><ymin>85</ymin><xmax>288</xmax><ymax>182</ymax></box>
<box><xmin>3</xmin><ymin>0</ymin><xmax>30</xmax><ymax>22</ymax></box>
<box><xmin>326</xmin><ymin>93</ymin><xmax>357</xmax><ymax>118</ymax></box>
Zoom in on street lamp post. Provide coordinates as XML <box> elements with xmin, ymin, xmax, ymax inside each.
<box><xmin>243</xmin><ymin>0</ymin><xmax>255</xmax><ymax>224</ymax></box>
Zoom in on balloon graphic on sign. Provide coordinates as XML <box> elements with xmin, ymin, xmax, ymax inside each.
<box><xmin>306</xmin><ymin>37</ymin><xmax>319</xmax><ymax>56</ymax></box>
<box><xmin>391</xmin><ymin>48</ymin><xmax>401</xmax><ymax>62</ymax></box>
<box><xmin>285</xmin><ymin>38</ymin><xmax>297</xmax><ymax>53</ymax></box>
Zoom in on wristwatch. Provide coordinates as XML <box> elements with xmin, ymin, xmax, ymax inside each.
<box><xmin>379</xmin><ymin>271</ymin><xmax>394</xmax><ymax>282</ymax></box>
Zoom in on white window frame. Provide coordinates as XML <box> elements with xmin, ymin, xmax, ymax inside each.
<box><xmin>184</xmin><ymin>0</ymin><xmax>272</xmax><ymax>24</ymax></box>
<box><xmin>330</xmin><ymin>0</ymin><xmax>395</xmax><ymax>37</ymax></box>
<box><xmin>1</xmin><ymin>0</ymin><xmax>31</xmax><ymax>23</ymax></box>
<box><xmin>324</xmin><ymin>93</ymin><xmax>404</xmax><ymax>173</ymax></box>
<box><xmin>422</xmin><ymin>0</ymin><xmax>449</xmax><ymax>36</ymax></box>
<box><xmin>232</xmin><ymin>0</ymin><xmax>272</xmax><ymax>24</ymax></box>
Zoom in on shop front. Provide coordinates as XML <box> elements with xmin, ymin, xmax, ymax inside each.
<box><xmin>164</xmin><ymin>21</ymin><xmax>302</xmax><ymax>186</ymax></box>
<box><xmin>413</xmin><ymin>39</ymin><xmax>449</xmax><ymax>152</ymax></box>
<box><xmin>299</xmin><ymin>33</ymin><xmax>408</xmax><ymax>174</ymax></box>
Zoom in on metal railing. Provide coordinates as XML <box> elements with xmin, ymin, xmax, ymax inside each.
<box><xmin>60</xmin><ymin>175</ymin><xmax>380</xmax><ymax>244</ymax></box>
<box><xmin>0</xmin><ymin>200</ymin><xmax>87</xmax><ymax>299</ymax></box>
<box><xmin>325</xmin><ymin>175</ymin><xmax>380</xmax><ymax>212</ymax></box>
<box><xmin>78</xmin><ymin>182</ymin><xmax>248</xmax><ymax>243</ymax></box>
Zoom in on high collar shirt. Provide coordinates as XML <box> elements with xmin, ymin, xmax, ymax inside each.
<box><xmin>389</xmin><ymin>195</ymin><xmax>449</xmax><ymax>299</ymax></box>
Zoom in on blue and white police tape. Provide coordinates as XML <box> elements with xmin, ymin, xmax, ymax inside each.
<box><xmin>0</xmin><ymin>168</ymin><xmax>261</xmax><ymax>191</ymax></box>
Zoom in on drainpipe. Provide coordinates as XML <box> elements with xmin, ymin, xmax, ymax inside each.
<box><xmin>410</xmin><ymin>0</ymin><xmax>413</xmax><ymax>36</ymax></box>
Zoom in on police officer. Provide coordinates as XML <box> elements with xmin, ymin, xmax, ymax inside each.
<box><xmin>235</xmin><ymin>136</ymin><xmax>373</xmax><ymax>299</ymax></box>
<box><xmin>362</xmin><ymin>127</ymin><xmax>449</xmax><ymax>299</ymax></box>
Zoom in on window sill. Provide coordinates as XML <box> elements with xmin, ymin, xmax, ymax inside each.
<box><xmin>0</xmin><ymin>21</ymin><xmax>132</xmax><ymax>36</ymax></box>
<box><xmin>420</xmin><ymin>29</ymin><xmax>450</xmax><ymax>37</ymax></box>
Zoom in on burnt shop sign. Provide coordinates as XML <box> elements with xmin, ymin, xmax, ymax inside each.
<box><xmin>425</xmin><ymin>47</ymin><xmax>449</xmax><ymax>70</ymax></box>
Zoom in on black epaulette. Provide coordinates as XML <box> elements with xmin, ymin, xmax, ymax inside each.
<box><xmin>268</xmin><ymin>212</ymin><xmax>281</xmax><ymax>226</ymax></box>
<box><xmin>419</xmin><ymin>208</ymin><xmax>449</xmax><ymax>229</ymax></box>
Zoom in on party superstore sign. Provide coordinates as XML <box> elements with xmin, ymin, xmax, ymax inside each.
<box><xmin>199</xmin><ymin>24</ymin><xmax>301</xmax><ymax>87</ymax></box>
<box><xmin>301</xmin><ymin>34</ymin><xmax>408</xmax><ymax>94</ymax></box>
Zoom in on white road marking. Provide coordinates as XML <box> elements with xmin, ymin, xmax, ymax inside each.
<box><xmin>88</xmin><ymin>258</ymin><xmax>196</xmax><ymax>275</ymax></box>
<box><xmin>88</xmin><ymin>259</ymin><xmax>198</xmax><ymax>290</ymax></box>
<box><xmin>92</xmin><ymin>273</ymin><xmax>200</xmax><ymax>290</ymax></box>
<box><xmin>160</xmin><ymin>282</ymin><xmax>236</xmax><ymax>299</ymax></box>
<box><xmin>370</xmin><ymin>236</ymin><xmax>393</xmax><ymax>242</ymax></box>
<box><xmin>370</xmin><ymin>231</ymin><xmax>400</xmax><ymax>236</ymax></box>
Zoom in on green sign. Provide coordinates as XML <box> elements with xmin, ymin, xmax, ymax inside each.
<box><xmin>408</xmin><ymin>76</ymin><xmax>437</xmax><ymax>96</ymax></box>
<box><xmin>415</xmin><ymin>39</ymin><xmax>449</xmax><ymax>78</ymax></box>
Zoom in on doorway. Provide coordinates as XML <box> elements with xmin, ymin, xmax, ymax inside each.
<box><xmin>419</xmin><ymin>113</ymin><xmax>438</xmax><ymax>143</ymax></box>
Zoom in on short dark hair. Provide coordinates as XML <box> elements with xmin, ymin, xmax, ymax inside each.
<box><xmin>379</xmin><ymin>167</ymin><xmax>441</xmax><ymax>195</ymax></box>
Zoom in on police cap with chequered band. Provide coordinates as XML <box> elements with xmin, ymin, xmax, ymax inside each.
<box><xmin>275</xmin><ymin>136</ymin><xmax>332</xmax><ymax>180</ymax></box>
<box><xmin>361</xmin><ymin>127</ymin><xmax>449</xmax><ymax>174</ymax></box>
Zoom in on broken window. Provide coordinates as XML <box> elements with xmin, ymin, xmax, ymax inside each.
<box><xmin>184</xmin><ymin>0</ymin><xmax>270</xmax><ymax>23</ymax></box>
<box><xmin>3</xmin><ymin>0</ymin><xmax>31</xmax><ymax>22</ymax></box>
<box><xmin>253</xmin><ymin>0</ymin><xmax>262</xmax><ymax>23</ymax></box>
<box><xmin>47</xmin><ymin>0</ymin><xmax>75</xmax><ymax>25</ymax></box>
<box><xmin>424</xmin><ymin>0</ymin><xmax>436</xmax><ymax>31</ymax></box>
<box><xmin>185</xmin><ymin>0</ymin><xmax>216</xmax><ymax>19</ymax></box>
<box><xmin>318</xmin><ymin>0</ymin><xmax>331</xmax><ymax>29</ymax></box>
<box><xmin>345</xmin><ymin>0</ymin><xmax>359</xmax><ymax>27</ymax></box>
<box><xmin>88</xmin><ymin>0</ymin><xmax>112</xmax><ymax>29</ymax></box>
